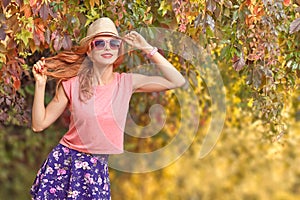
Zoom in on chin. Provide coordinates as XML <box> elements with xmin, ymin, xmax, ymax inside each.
<box><xmin>96</xmin><ymin>59</ymin><xmax>116</xmax><ymax>66</ymax></box>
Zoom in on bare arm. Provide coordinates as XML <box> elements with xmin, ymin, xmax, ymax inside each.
<box><xmin>123</xmin><ymin>31</ymin><xmax>186</xmax><ymax>93</ymax></box>
<box><xmin>31</xmin><ymin>59</ymin><xmax>69</xmax><ymax>132</ymax></box>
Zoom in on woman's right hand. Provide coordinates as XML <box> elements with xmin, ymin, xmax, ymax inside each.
<box><xmin>32</xmin><ymin>57</ymin><xmax>47</xmax><ymax>85</ymax></box>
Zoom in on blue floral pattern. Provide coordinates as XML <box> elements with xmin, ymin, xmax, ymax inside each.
<box><xmin>30</xmin><ymin>144</ymin><xmax>110</xmax><ymax>200</ymax></box>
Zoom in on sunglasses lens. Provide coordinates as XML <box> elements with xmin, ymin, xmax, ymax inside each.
<box><xmin>94</xmin><ymin>40</ymin><xmax>105</xmax><ymax>49</ymax></box>
<box><xmin>92</xmin><ymin>39</ymin><xmax>121</xmax><ymax>50</ymax></box>
<box><xmin>110</xmin><ymin>40</ymin><xmax>121</xmax><ymax>49</ymax></box>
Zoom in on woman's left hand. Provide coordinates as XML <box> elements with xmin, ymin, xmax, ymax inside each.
<box><xmin>123</xmin><ymin>31</ymin><xmax>153</xmax><ymax>52</ymax></box>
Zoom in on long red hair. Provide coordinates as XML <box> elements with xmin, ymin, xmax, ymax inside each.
<box><xmin>43</xmin><ymin>42</ymin><xmax>124</xmax><ymax>102</ymax></box>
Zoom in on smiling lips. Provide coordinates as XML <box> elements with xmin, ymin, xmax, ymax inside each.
<box><xmin>101</xmin><ymin>53</ymin><xmax>113</xmax><ymax>58</ymax></box>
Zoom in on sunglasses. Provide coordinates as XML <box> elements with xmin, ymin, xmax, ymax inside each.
<box><xmin>91</xmin><ymin>39</ymin><xmax>122</xmax><ymax>50</ymax></box>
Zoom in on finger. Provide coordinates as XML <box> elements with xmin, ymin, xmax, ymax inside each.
<box><xmin>126</xmin><ymin>35</ymin><xmax>136</xmax><ymax>41</ymax></box>
<box><xmin>126</xmin><ymin>37</ymin><xmax>134</xmax><ymax>42</ymax></box>
<box><xmin>123</xmin><ymin>35</ymin><xmax>133</xmax><ymax>41</ymax></box>
<box><xmin>32</xmin><ymin>67</ymin><xmax>41</xmax><ymax>78</ymax></box>
<box><xmin>32</xmin><ymin>66</ymin><xmax>37</xmax><ymax>75</ymax></box>
<box><xmin>130</xmin><ymin>31</ymin><xmax>138</xmax><ymax>36</ymax></box>
<box><xmin>36</xmin><ymin>64</ymin><xmax>42</xmax><ymax>73</ymax></box>
<box><xmin>124</xmin><ymin>32</ymin><xmax>132</xmax><ymax>37</ymax></box>
<box><xmin>41</xmin><ymin>61</ymin><xmax>45</xmax><ymax>70</ymax></box>
<box><xmin>36</xmin><ymin>60</ymin><xmax>45</xmax><ymax>71</ymax></box>
<box><xmin>125</xmin><ymin>31</ymin><xmax>138</xmax><ymax>38</ymax></box>
<box><xmin>37</xmin><ymin>60</ymin><xmax>44</xmax><ymax>66</ymax></box>
<box><xmin>123</xmin><ymin>37</ymin><xmax>134</xmax><ymax>44</ymax></box>
<box><xmin>34</xmin><ymin>62</ymin><xmax>43</xmax><ymax>73</ymax></box>
<box><xmin>33</xmin><ymin>64</ymin><xmax>39</xmax><ymax>72</ymax></box>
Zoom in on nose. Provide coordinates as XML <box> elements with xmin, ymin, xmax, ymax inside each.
<box><xmin>104</xmin><ymin>40</ymin><xmax>111</xmax><ymax>50</ymax></box>
<box><xmin>104</xmin><ymin>45</ymin><xmax>109</xmax><ymax>50</ymax></box>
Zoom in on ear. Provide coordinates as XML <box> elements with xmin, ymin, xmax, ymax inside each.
<box><xmin>87</xmin><ymin>50</ymin><xmax>92</xmax><ymax>58</ymax></box>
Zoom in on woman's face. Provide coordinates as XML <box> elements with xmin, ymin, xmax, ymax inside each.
<box><xmin>88</xmin><ymin>36</ymin><xmax>122</xmax><ymax>66</ymax></box>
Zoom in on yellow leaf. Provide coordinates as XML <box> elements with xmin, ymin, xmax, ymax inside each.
<box><xmin>0</xmin><ymin>52</ymin><xmax>6</xmax><ymax>63</ymax></box>
<box><xmin>247</xmin><ymin>98</ymin><xmax>253</xmax><ymax>107</ymax></box>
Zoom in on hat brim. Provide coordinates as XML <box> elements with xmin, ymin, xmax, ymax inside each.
<box><xmin>79</xmin><ymin>32</ymin><xmax>122</xmax><ymax>46</ymax></box>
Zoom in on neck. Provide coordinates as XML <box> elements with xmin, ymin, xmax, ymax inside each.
<box><xmin>93</xmin><ymin>64</ymin><xmax>114</xmax><ymax>86</ymax></box>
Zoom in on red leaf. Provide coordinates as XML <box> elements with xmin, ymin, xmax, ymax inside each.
<box><xmin>232</xmin><ymin>53</ymin><xmax>245</xmax><ymax>71</ymax></box>
<box><xmin>0</xmin><ymin>27</ymin><xmax>6</xmax><ymax>40</ymax></box>
<box><xmin>34</xmin><ymin>21</ymin><xmax>45</xmax><ymax>44</ymax></box>
<box><xmin>1</xmin><ymin>0</ymin><xmax>11</xmax><ymax>9</ymax></box>
<box><xmin>38</xmin><ymin>29</ymin><xmax>45</xmax><ymax>43</ymax></box>
<box><xmin>245</xmin><ymin>0</ymin><xmax>251</xmax><ymax>6</ymax></box>
<box><xmin>252</xmin><ymin>67</ymin><xmax>264</xmax><ymax>89</ymax></box>
<box><xmin>12</xmin><ymin>76</ymin><xmax>21</xmax><ymax>90</ymax></box>
<box><xmin>7</xmin><ymin>38</ymin><xmax>17</xmax><ymax>49</ymax></box>
<box><xmin>283</xmin><ymin>0</ymin><xmax>291</xmax><ymax>6</ymax></box>
<box><xmin>15</xmin><ymin>57</ymin><xmax>25</xmax><ymax>64</ymax></box>
<box><xmin>6</xmin><ymin>98</ymin><xmax>11</xmax><ymax>106</ymax></box>
<box><xmin>48</xmin><ymin>6</ymin><xmax>57</xmax><ymax>18</ymax></box>
<box><xmin>5</xmin><ymin>77</ymin><xmax>10</xmax><ymax>84</ymax></box>
<box><xmin>73</xmin><ymin>29</ymin><xmax>80</xmax><ymax>38</ymax></box>
<box><xmin>33</xmin><ymin>32</ymin><xmax>41</xmax><ymax>46</ymax></box>
<box><xmin>39</xmin><ymin>3</ymin><xmax>49</xmax><ymax>21</ymax></box>
<box><xmin>29</xmin><ymin>0</ymin><xmax>38</xmax><ymax>7</ymax></box>
<box><xmin>253</xmin><ymin>5</ymin><xmax>264</xmax><ymax>16</ymax></box>
<box><xmin>21</xmin><ymin>4</ymin><xmax>32</xmax><ymax>18</ymax></box>
<box><xmin>62</xmin><ymin>34</ymin><xmax>72</xmax><ymax>50</ymax></box>
<box><xmin>178</xmin><ymin>23</ymin><xmax>186</xmax><ymax>32</ymax></box>
<box><xmin>45</xmin><ymin>28</ymin><xmax>51</xmax><ymax>44</ymax></box>
<box><xmin>206</xmin><ymin>0</ymin><xmax>216</xmax><ymax>13</ymax></box>
<box><xmin>290</xmin><ymin>18</ymin><xmax>300</xmax><ymax>34</ymax></box>
<box><xmin>51</xmin><ymin>30</ymin><xmax>58</xmax><ymax>41</ymax></box>
<box><xmin>53</xmin><ymin>35</ymin><xmax>62</xmax><ymax>51</ymax></box>
<box><xmin>15</xmin><ymin>0</ymin><xmax>21</xmax><ymax>5</ymax></box>
<box><xmin>6</xmin><ymin>14</ymin><xmax>17</xmax><ymax>27</ymax></box>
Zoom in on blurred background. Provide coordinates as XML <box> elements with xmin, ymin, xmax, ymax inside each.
<box><xmin>1</xmin><ymin>0</ymin><xmax>299</xmax><ymax>199</ymax></box>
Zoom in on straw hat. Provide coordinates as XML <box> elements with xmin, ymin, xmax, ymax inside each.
<box><xmin>79</xmin><ymin>17</ymin><xmax>120</xmax><ymax>46</ymax></box>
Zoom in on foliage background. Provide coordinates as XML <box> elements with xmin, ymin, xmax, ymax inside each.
<box><xmin>0</xmin><ymin>0</ymin><xmax>299</xmax><ymax>199</ymax></box>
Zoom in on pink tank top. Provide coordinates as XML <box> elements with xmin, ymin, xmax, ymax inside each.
<box><xmin>60</xmin><ymin>72</ymin><xmax>133</xmax><ymax>154</ymax></box>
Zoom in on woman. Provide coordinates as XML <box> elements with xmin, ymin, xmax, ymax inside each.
<box><xmin>30</xmin><ymin>17</ymin><xmax>185</xmax><ymax>199</ymax></box>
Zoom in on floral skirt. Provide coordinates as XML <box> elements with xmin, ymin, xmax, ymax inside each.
<box><xmin>30</xmin><ymin>144</ymin><xmax>111</xmax><ymax>200</ymax></box>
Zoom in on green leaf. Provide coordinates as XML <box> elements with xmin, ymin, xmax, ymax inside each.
<box><xmin>220</xmin><ymin>45</ymin><xmax>230</xmax><ymax>59</ymax></box>
<box><xmin>147</xmin><ymin>27</ymin><xmax>155</xmax><ymax>39</ymax></box>
<box><xmin>292</xmin><ymin>63</ymin><xmax>299</xmax><ymax>70</ymax></box>
<box><xmin>158</xmin><ymin>0</ymin><xmax>172</xmax><ymax>16</ymax></box>
<box><xmin>15</xmin><ymin>29</ymin><xmax>33</xmax><ymax>46</ymax></box>
<box><xmin>232</xmin><ymin>10</ymin><xmax>238</xmax><ymax>23</ymax></box>
<box><xmin>25</xmin><ymin>85</ymin><xmax>34</xmax><ymax>95</ymax></box>
<box><xmin>286</xmin><ymin>60</ymin><xmax>293</xmax><ymax>68</ymax></box>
